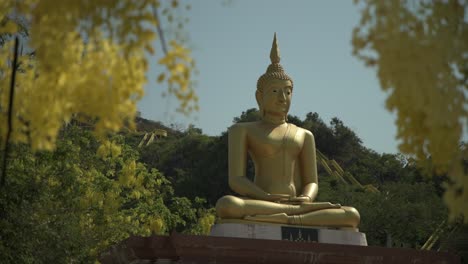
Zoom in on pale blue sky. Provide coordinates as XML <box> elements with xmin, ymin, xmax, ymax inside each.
<box><xmin>138</xmin><ymin>0</ymin><xmax>400</xmax><ymax>154</ymax></box>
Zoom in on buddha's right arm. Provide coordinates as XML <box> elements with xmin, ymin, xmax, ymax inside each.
<box><xmin>228</xmin><ymin>124</ymin><xmax>269</xmax><ymax>200</ymax></box>
<box><xmin>229</xmin><ymin>176</ymin><xmax>270</xmax><ymax>200</ymax></box>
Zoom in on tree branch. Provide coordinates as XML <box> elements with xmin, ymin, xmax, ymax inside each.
<box><xmin>1</xmin><ymin>36</ymin><xmax>19</xmax><ymax>187</ymax></box>
<box><xmin>152</xmin><ymin>6</ymin><xmax>168</xmax><ymax>55</ymax></box>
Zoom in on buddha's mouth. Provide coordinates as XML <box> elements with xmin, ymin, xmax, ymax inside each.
<box><xmin>266</xmin><ymin>110</ymin><xmax>287</xmax><ymax>117</ymax></box>
<box><xmin>276</xmin><ymin>105</ymin><xmax>289</xmax><ymax>112</ymax></box>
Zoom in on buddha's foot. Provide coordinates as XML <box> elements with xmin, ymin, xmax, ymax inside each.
<box><xmin>244</xmin><ymin>213</ymin><xmax>289</xmax><ymax>224</ymax></box>
<box><xmin>244</xmin><ymin>213</ymin><xmax>306</xmax><ymax>226</ymax></box>
<box><xmin>309</xmin><ymin>202</ymin><xmax>341</xmax><ymax>208</ymax></box>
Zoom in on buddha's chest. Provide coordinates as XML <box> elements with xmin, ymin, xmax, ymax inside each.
<box><xmin>247</xmin><ymin>125</ymin><xmax>303</xmax><ymax>158</ymax></box>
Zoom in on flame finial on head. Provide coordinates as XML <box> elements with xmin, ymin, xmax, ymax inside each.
<box><xmin>270</xmin><ymin>32</ymin><xmax>280</xmax><ymax>64</ymax></box>
<box><xmin>257</xmin><ymin>33</ymin><xmax>293</xmax><ymax>91</ymax></box>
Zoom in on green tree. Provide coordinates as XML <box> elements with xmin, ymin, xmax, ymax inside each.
<box><xmin>233</xmin><ymin>108</ymin><xmax>261</xmax><ymax>123</ymax></box>
<box><xmin>139</xmin><ymin>126</ymin><xmax>230</xmax><ymax>206</ymax></box>
<box><xmin>0</xmin><ymin>2</ymin><xmax>207</xmax><ymax>261</ymax></box>
<box><xmin>318</xmin><ymin>177</ymin><xmax>447</xmax><ymax>248</ymax></box>
<box><xmin>0</xmin><ymin>125</ymin><xmax>211</xmax><ymax>262</ymax></box>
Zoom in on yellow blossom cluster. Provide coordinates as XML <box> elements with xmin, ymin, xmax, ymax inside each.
<box><xmin>158</xmin><ymin>40</ymin><xmax>199</xmax><ymax>115</ymax></box>
<box><xmin>0</xmin><ymin>0</ymin><xmax>197</xmax><ymax>150</ymax></box>
<box><xmin>197</xmin><ymin>214</ymin><xmax>215</xmax><ymax>235</ymax></box>
<box><xmin>73</xmin><ymin>136</ymin><xmax>172</xmax><ymax>252</ymax></box>
<box><xmin>97</xmin><ymin>140</ymin><xmax>122</xmax><ymax>160</ymax></box>
<box><xmin>353</xmin><ymin>0</ymin><xmax>467</xmax><ymax>220</ymax></box>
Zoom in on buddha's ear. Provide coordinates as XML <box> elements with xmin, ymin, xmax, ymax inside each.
<box><xmin>255</xmin><ymin>90</ymin><xmax>262</xmax><ymax>107</ymax></box>
<box><xmin>255</xmin><ymin>90</ymin><xmax>265</xmax><ymax>117</ymax></box>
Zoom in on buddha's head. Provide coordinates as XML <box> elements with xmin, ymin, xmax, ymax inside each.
<box><xmin>256</xmin><ymin>33</ymin><xmax>294</xmax><ymax>123</ymax></box>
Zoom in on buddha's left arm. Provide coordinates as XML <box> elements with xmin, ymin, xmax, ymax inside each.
<box><xmin>299</xmin><ymin>131</ymin><xmax>319</xmax><ymax>202</ymax></box>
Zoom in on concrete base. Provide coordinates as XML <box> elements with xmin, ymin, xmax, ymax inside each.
<box><xmin>100</xmin><ymin>233</ymin><xmax>460</xmax><ymax>264</ymax></box>
<box><xmin>210</xmin><ymin>222</ymin><xmax>367</xmax><ymax>246</ymax></box>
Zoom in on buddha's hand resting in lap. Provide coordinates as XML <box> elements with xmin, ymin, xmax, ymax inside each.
<box><xmin>262</xmin><ymin>193</ymin><xmax>292</xmax><ymax>202</ymax></box>
<box><xmin>266</xmin><ymin>194</ymin><xmax>313</xmax><ymax>204</ymax></box>
<box><xmin>280</xmin><ymin>199</ymin><xmax>341</xmax><ymax>209</ymax></box>
<box><xmin>264</xmin><ymin>194</ymin><xmax>315</xmax><ymax>203</ymax></box>
<box><xmin>288</xmin><ymin>195</ymin><xmax>312</xmax><ymax>203</ymax></box>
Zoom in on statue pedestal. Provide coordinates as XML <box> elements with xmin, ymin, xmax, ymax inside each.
<box><xmin>99</xmin><ymin>233</ymin><xmax>460</xmax><ymax>264</ymax></box>
<box><xmin>210</xmin><ymin>222</ymin><xmax>367</xmax><ymax>246</ymax></box>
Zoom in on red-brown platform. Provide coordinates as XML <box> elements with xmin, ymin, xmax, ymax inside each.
<box><xmin>100</xmin><ymin>233</ymin><xmax>460</xmax><ymax>264</ymax></box>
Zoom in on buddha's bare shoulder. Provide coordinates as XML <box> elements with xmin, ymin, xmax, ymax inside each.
<box><xmin>228</xmin><ymin>121</ymin><xmax>262</xmax><ymax>135</ymax></box>
<box><xmin>294</xmin><ymin>124</ymin><xmax>314</xmax><ymax>137</ymax></box>
<box><xmin>288</xmin><ymin>124</ymin><xmax>315</xmax><ymax>145</ymax></box>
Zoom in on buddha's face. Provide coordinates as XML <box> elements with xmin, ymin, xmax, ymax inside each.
<box><xmin>256</xmin><ymin>79</ymin><xmax>293</xmax><ymax>119</ymax></box>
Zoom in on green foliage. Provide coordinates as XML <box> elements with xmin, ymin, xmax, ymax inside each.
<box><xmin>318</xmin><ymin>176</ymin><xmax>447</xmax><ymax>247</ymax></box>
<box><xmin>0</xmin><ymin>109</ymin><xmax>453</xmax><ymax>262</ymax></box>
<box><xmin>139</xmin><ymin>128</ymin><xmax>230</xmax><ymax>206</ymax></box>
<box><xmin>0</xmin><ymin>125</ymin><xmax>209</xmax><ymax>263</ymax></box>
<box><xmin>232</xmin><ymin>108</ymin><xmax>261</xmax><ymax>123</ymax></box>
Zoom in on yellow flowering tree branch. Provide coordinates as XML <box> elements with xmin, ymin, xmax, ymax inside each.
<box><xmin>353</xmin><ymin>0</ymin><xmax>468</xmax><ymax>221</ymax></box>
<box><xmin>0</xmin><ymin>0</ymin><xmax>197</xmax><ymax>152</ymax></box>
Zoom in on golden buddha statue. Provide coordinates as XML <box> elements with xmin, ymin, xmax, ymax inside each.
<box><xmin>215</xmin><ymin>34</ymin><xmax>360</xmax><ymax>228</ymax></box>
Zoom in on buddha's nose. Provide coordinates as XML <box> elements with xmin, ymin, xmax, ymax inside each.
<box><xmin>278</xmin><ymin>91</ymin><xmax>287</xmax><ymax>101</ymax></box>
